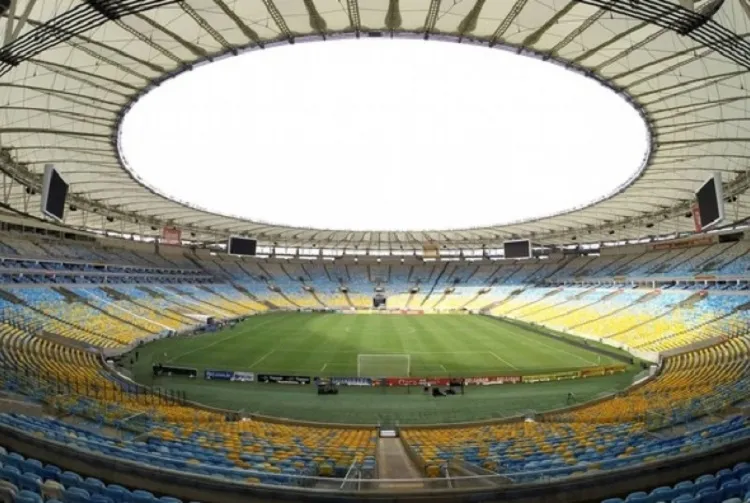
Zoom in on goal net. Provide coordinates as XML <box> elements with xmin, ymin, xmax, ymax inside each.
<box><xmin>357</xmin><ymin>354</ymin><xmax>411</xmax><ymax>377</ymax></box>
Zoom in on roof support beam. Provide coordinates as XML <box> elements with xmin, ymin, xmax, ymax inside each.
<box><xmin>347</xmin><ymin>0</ymin><xmax>361</xmax><ymax>35</ymax></box>
<box><xmin>212</xmin><ymin>0</ymin><xmax>262</xmax><ymax>47</ymax></box>
<box><xmin>489</xmin><ymin>0</ymin><xmax>528</xmax><ymax>46</ymax></box>
<box><xmin>262</xmin><ymin>0</ymin><xmax>293</xmax><ymax>41</ymax></box>
<box><xmin>134</xmin><ymin>12</ymin><xmax>207</xmax><ymax>58</ymax></box>
<box><xmin>180</xmin><ymin>2</ymin><xmax>233</xmax><ymax>51</ymax></box>
<box><xmin>422</xmin><ymin>0</ymin><xmax>440</xmax><ymax>38</ymax></box>
<box><xmin>7</xmin><ymin>0</ymin><xmax>38</xmax><ymax>44</ymax></box>
<box><xmin>2</xmin><ymin>0</ymin><xmax>18</xmax><ymax>46</ymax></box>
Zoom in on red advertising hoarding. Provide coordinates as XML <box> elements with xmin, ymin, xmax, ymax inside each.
<box><xmin>384</xmin><ymin>377</ymin><xmax>452</xmax><ymax>387</ymax></box>
<box><xmin>161</xmin><ymin>226</ymin><xmax>182</xmax><ymax>245</ymax></box>
<box><xmin>692</xmin><ymin>202</ymin><xmax>702</xmax><ymax>233</ymax></box>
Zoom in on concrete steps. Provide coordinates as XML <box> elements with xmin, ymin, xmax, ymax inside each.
<box><xmin>376</xmin><ymin>438</ymin><xmax>424</xmax><ymax>490</ymax></box>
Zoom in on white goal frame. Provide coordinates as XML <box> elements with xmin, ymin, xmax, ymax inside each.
<box><xmin>357</xmin><ymin>354</ymin><xmax>411</xmax><ymax>377</ymax></box>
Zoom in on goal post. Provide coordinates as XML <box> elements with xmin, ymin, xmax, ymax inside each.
<box><xmin>357</xmin><ymin>354</ymin><xmax>411</xmax><ymax>377</ymax></box>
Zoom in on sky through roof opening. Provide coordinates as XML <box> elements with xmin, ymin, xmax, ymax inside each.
<box><xmin>120</xmin><ymin>38</ymin><xmax>649</xmax><ymax>232</ymax></box>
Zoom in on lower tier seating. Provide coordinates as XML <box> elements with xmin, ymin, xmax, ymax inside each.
<box><xmin>0</xmin><ymin>444</ymin><xmax>186</xmax><ymax>503</ymax></box>
<box><xmin>601</xmin><ymin>460</ymin><xmax>750</xmax><ymax>503</ymax></box>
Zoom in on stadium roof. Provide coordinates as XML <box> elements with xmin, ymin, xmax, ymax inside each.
<box><xmin>1</xmin><ymin>0</ymin><xmax>750</xmax><ymax>251</ymax></box>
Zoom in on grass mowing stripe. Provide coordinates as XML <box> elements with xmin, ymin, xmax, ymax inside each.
<box><xmin>474</xmin><ymin>314</ymin><xmax>600</xmax><ymax>367</ymax></box>
<box><xmin>507</xmin><ymin>323</ymin><xmax>601</xmax><ymax>366</ymax></box>
<box><xmin>166</xmin><ymin>313</ymin><xmax>289</xmax><ymax>364</ymax></box>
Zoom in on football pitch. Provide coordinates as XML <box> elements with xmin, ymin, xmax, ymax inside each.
<box><xmin>126</xmin><ymin>312</ymin><xmax>639</xmax><ymax>424</ymax></box>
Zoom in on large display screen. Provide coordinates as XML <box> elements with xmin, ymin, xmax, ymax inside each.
<box><xmin>40</xmin><ymin>164</ymin><xmax>69</xmax><ymax>222</ymax></box>
<box><xmin>504</xmin><ymin>240</ymin><xmax>531</xmax><ymax>259</ymax></box>
<box><xmin>228</xmin><ymin>236</ymin><xmax>257</xmax><ymax>256</ymax></box>
<box><xmin>695</xmin><ymin>173</ymin><xmax>724</xmax><ymax>230</ymax></box>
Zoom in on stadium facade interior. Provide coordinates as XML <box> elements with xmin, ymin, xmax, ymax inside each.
<box><xmin>2</xmin><ymin>1</ymin><xmax>750</xmax><ymax>503</ymax></box>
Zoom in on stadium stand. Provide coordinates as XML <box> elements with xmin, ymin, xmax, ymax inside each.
<box><xmin>0</xmin><ymin>232</ymin><xmax>749</xmax><ymax>501</ymax></box>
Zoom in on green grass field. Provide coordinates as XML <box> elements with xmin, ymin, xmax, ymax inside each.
<box><xmin>125</xmin><ymin>313</ymin><xmax>639</xmax><ymax>424</ymax></box>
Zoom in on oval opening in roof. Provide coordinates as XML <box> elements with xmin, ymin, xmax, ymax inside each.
<box><xmin>119</xmin><ymin>37</ymin><xmax>650</xmax><ymax>232</ymax></box>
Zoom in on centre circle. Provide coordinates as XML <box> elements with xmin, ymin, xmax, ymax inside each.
<box><xmin>119</xmin><ymin>38</ymin><xmax>649</xmax><ymax>232</ymax></box>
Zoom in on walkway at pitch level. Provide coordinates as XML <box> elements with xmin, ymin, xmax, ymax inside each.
<box><xmin>376</xmin><ymin>437</ymin><xmax>425</xmax><ymax>490</ymax></box>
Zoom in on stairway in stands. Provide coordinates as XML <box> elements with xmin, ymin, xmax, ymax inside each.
<box><xmin>376</xmin><ymin>437</ymin><xmax>424</xmax><ymax>490</ymax></box>
<box><xmin>55</xmin><ymin>287</ymin><xmax>158</xmax><ymax>335</ymax></box>
<box><xmin>159</xmin><ymin>286</ymin><xmax>242</xmax><ymax>317</ymax></box>
<box><xmin>2</xmin><ymin>289</ymin><xmax>129</xmax><ymax>347</ymax></box>
<box><xmin>231</xmin><ymin>284</ymin><xmax>277</xmax><ymax>310</ymax></box>
<box><xmin>196</xmin><ymin>285</ymin><xmax>249</xmax><ymax>312</ymax></box>
<box><xmin>572</xmin><ymin>289</ymin><xmax>661</xmax><ymax>331</ymax></box>
<box><xmin>603</xmin><ymin>291</ymin><xmax>706</xmax><ymax>340</ymax></box>
<box><xmin>102</xmin><ymin>286</ymin><xmax>193</xmax><ymax>326</ymax></box>
<box><xmin>307</xmin><ymin>288</ymin><xmax>328</xmax><ymax>308</ymax></box>
<box><xmin>420</xmin><ymin>262</ymin><xmax>448</xmax><ymax>307</ymax></box>
<box><xmin>479</xmin><ymin>288</ymin><xmax>524</xmax><ymax>313</ymax></box>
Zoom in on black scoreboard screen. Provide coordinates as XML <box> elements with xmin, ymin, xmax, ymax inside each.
<box><xmin>695</xmin><ymin>173</ymin><xmax>724</xmax><ymax>230</ymax></box>
<box><xmin>503</xmin><ymin>240</ymin><xmax>531</xmax><ymax>259</ymax></box>
<box><xmin>41</xmin><ymin>164</ymin><xmax>69</xmax><ymax>222</ymax></box>
<box><xmin>228</xmin><ymin>237</ymin><xmax>257</xmax><ymax>256</ymax></box>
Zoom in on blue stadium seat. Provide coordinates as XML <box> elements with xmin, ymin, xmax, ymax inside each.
<box><xmin>0</xmin><ymin>466</ymin><xmax>20</xmax><ymax>486</ymax></box>
<box><xmin>650</xmin><ymin>486</ymin><xmax>676</xmax><ymax>501</ymax></box>
<box><xmin>696</xmin><ymin>475</ymin><xmax>718</xmax><ymax>492</ymax></box>
<box><xmin>724</xmin><ymin>480</ymin><xmax>745</xmax><ymax>500</ymax></box>
<box><xmin>20</xmin><ymin>459</ymin><xmax>42</xmax><ymax>476</ymax></box>
<box><xmin>90</xmin><ymin>494</ymin><xmax>114</xmax><ymax>503</ymax></box>
<box><xmin>131</xmin><ymin>489</ymin><xmax>157</xmax><ymax>503</ymax></box>
<box><xmin>41</xmin><ymin>464</ymin><xmax>61</xmax><ymax>482</ymax></box>
<box><xmin>15</xmin><ymin>490</ymin><xmax>43</xmax><ymax>503</ymax></box>
<box><xmin>81</xmin><ymin>477</ymin><xmax>105</xmax><ymax>496</ymax></box>
<box><xmin>718</xmin><ymin>469</ymin><xmax>736</xmax><ymax>487</ymax></box>
<box><xmin>624</xmin><ymin>491</ymin><xmax>649</xmax><ymax>503</ymax></box>
<box><xmin>696</xmin><ymin>486</ymin><xmax>721</xmax><ymax>503</ymax></box>
<box><xmin>735</xmin><ymin>463</ymin><xmax>750</xmax><ymax>480</ymax></box>
<box><xmin>102</xmin><ymin>484</ymin><xmax>129</xmax><ymax>503</ymax></box>
<box><xmin>672</xmin><ymin>494</ymin><xmax>699</xmax><ymax>503</ymax></box>
<box><xmin>59</xmin><ymin>471</ymin><xmax>83</xmax><ymax>490</ymax></box>
<box><xmin>18</xmin><ymin>472</ymin><xmax>41</xmax><ymax>494</ymax></box>
<box><xmin>676</xmin><ymin>481</ymin><xmax>697</xmax><ymax>497</ymax></box>
<box><xmin>62</xmin><ymin>487</ymin><xmax>90</xmax><ymax>503</ymax></box>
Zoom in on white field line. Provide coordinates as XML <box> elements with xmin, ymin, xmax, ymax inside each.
<box><xmin>537</xmin><ymin>339</ymin><xmax>600</xmax><ymax>366</ymax></box>
<box><xmin>489</xmin><ymin>350</ymin><xmax>519</xmax><ymax>370</ymax></box>
<box><xmin>165</xmin><ymin>315</ymin><xmax>282</xmax><ymax>363</ymax></box>
<box><xmin>320</xmin><ymin>363</ymin><xmax>328</xmax><ymax>372</ymax></box>
<box><xmin>508</xmin><ymin>329</ymin><xmax>599</xmax><ymax>366</ymax></box>
<box><xmin>248</xmin><ymin>350</ymin><xmax>275</xmax><ymax>369</ymax></box>
<box><xmin>477</xmin><ymin>314</ymin><xmax>599</xmax><ymax>366</ymax></box>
